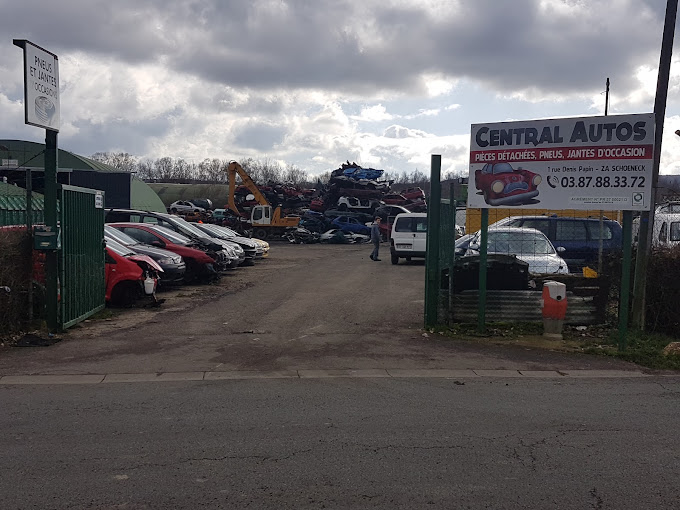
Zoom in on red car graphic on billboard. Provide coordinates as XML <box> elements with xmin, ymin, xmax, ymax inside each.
<box><xmin>474</xmin><ymin>162</ymin><xmax>542</xmax><ymax>206</ymax></box>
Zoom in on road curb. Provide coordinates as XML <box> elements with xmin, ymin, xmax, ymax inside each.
<box><xmin>0</xmin><ymin>369</ymin><xmax>668</xmax><ymax>385</ymax></box>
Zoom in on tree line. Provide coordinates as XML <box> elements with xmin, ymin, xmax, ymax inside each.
<box><xmin>90</xmin><ymin>152</ymin><xmax>463</xmax><ymax>188</ymax></box>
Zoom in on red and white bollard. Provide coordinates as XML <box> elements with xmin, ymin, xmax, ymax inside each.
<box><xmin>541</xmin><ymin>281</ymin><xmax>567</xmax><ymax>339</ymax></box>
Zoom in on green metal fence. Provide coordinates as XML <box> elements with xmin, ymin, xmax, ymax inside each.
<box><xmin>59</xmin><ymin>184</ymin><xmax>105</xmax><ymax>329</ymax></box>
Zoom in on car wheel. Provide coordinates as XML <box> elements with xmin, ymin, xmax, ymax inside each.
<box><xmin>171</xmin><ymin>208</ymin><xmax>178</xmax><ymax>213</ymax></box>
<box><xmin>338</xmin><ymin>203</ymin><xmax>347</xmax><ymax>211</ymax></box>
<box><xmin>254</xmin><ymin>228</ymin><xmax>268</xmax><ymax>240</ymax></box>
<box><xmin>406</xmin><ymin>257</ymin><xmax>411</xmax><ymax>262</ymax></box>
<box><xmin>391</xmin><ymin>253</ymin><xmax>399</xmax><ymax>265</ymax></box>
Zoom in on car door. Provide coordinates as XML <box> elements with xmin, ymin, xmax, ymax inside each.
<box><xmin>412</xmin><ymin>216</ymin><xmax>427</xmax><ymax>252</ymax></box>
<box><xmin>554</xmin><ymin>219</ymin><xmax>589</xmax><ymax>269</ymax></box>
<box><xmin>347</xmin><ymin>218</ymin><xmax>361</xmax><ymax>233</ymax></box>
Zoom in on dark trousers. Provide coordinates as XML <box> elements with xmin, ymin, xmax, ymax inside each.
<box><xmin>370</xmin><ymin>242</ymin><xmax>380</xmax><ymax>259</ymax></box>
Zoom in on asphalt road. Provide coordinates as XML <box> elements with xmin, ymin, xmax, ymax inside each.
<box><xmin>1</xmin><ymin>376</ymin><xmax>679</xmax><ymax>509</ymax></box>
<box><xmin>0</xmin><ymin>243</ymin><xmax>640</xmax><ymax>376</ymax></box>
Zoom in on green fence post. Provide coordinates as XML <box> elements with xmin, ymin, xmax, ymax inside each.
<box><xmin>477</xmin><ymin>208</ymin><xmax>488</xmax><ymax>334</ymax></box>
<box><xmin>424</xmin><ymin>155</ymin><xmax>442</xmax><ymax>328</ymax></box>
<box><xmin>44</xmin><ymin>129</ymin><xmax>59</xmax><ymax>333</ymax></box>
<box><xmin>449</xmin><ymin>183</ymin><xmax>456</xmax><ymax>323</ymax></box>
<box><xmin>619</xmin><ymin>210</ymin><xmax>633</xmax><ymax>351</ymax></box>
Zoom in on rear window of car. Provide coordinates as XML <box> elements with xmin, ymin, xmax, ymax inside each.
<box><xmin>394</xmin><ymin>216</ymin><xmax>427</xmax><ymax>232</ymax></box>
<box><xmin>586</xmin><ymin>222</ymin><xmax>614</xmax><ymax>240</ymax></box>
<box><xmin>518</xmin><ymin>219</ymin><xmax>550</xmax><ymax>238</ymax></box>
<box><xmin>555</xmin><ymin>220</ymin><xmax>588</xmax><ymax>241</ymax></box>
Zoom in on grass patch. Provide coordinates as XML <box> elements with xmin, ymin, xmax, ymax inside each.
<box><xmin>582</xmin><ymin>330</ymin><xmax>680</xmax><ymax>370</ymax></box>
<box><xmin>434</xmin><ymin>322</ymin><xmax>584</xmax><ymax>352</ymax></box>
<box><xmin>87</xmin><ymin>308</ymin><xmax>118</xmax><ymax>321</ymax></box>
<box><xmin>435</xmin><ymin>321</ymin><xmax>680</xmax><ymax>370</ymax></box>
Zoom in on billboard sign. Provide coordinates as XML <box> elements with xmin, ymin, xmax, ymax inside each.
<box><xmin>468</xmin><ymin>114</ymin><xmax>654</xmax><ymax>211</ymax></box>
<box><xmin>15</xmin><ymin>40</ymin><xmax>60</xmax><ymax>132</ymax></box>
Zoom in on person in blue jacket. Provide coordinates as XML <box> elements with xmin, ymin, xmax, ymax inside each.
<box><xmin>370</xmin><ymin>216</ymin><xmax>381</xmax><ymax>261</ymax></box>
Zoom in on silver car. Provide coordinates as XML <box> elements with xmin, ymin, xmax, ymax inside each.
<box><xmin>466</xmin><ymin>227</ymin><xmax>569</xmax><ymax>274</ymax></box>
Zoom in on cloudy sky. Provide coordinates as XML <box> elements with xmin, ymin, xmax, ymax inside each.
<box><xmin>2</xmin><ymin>0</ymin><xmax>680</xmax><ymax>177</ymax></box>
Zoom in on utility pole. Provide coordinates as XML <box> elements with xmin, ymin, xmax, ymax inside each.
<box><xmin>631</xmin><ymin>0</ymin><xmax>678</xmax><ymax>329</ymax></box>
<box><xmin>598</xmin><ymin>78</ymin><xmax>610</xmax><ymax>275</ymax></box>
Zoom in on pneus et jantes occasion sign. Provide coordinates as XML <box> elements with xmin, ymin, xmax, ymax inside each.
<box><xmin>467</xmin><ymin>114</ymin><xmax>654</xmax><ymax>211</ymax></box>
<box><xmin>15</xmin><ymin>40</ymin><xmax>60</xmax><ymax>132</ymax></box>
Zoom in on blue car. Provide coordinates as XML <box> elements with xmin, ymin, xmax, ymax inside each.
<box><xmin>331</xmin><ymin>215</ymin><xmax>371</xmax><ymax>235</ymax></box>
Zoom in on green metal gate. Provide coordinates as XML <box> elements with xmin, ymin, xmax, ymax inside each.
<box><xmin>59</xmin><ymin>184</ymin><xmax>105</xmax><ymax>329</ymax></box>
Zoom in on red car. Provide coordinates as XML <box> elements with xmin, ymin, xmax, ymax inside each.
<box><xmin>381</xmin><ymin>193</ymin><xmax>409</xmax><ymax>206</ymax></box>
<box><xmin>108</xmin><ymin>223</ymin><xmax>220</xmax><ymax>283</ymax></box>
<box><xmin>474</xmin><ymin>162</ymin><xmax>541</xmax><ymax>206</ymax></box>
<box><xmin>401</xmin><ymin>187</ymin><xmax>426</xmax><ymax>201</ymax></box>
<box><xmin>105</xmin><ymin>239</ymin><xmax>162</xmax><ymax>305</ymax></box>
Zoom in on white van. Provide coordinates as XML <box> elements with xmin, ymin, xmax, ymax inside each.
<box><xmin>644</xmin><ymin>212</ymin><xmax>680</xmax><ymax>247</ymax></box>
<box><xmin>390</xmin><ymin>212</ymin><xmax>427</xmax><ymax>264</ymax></box>
<box><xmin>633</xmin><ymin>202</ymin><xmax>680</xmax><ymax>248</ymax></box>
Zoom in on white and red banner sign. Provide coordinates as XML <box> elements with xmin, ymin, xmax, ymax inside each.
<box><xmin>467</xmin><ymin>114</ymin><xmax>654</xmax><ymax>211</ymax></box>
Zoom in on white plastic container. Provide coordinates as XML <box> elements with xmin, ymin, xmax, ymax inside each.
<box><xmin>143</xmin><ymin>277</ymin><xmax>156</xmax><ymax>295</ymax></box>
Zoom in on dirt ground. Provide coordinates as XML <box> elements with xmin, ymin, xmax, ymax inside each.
<box><xmin>0</xmin><ymin>242</ymin><xmax>641</xmax><ymax>376</ymax></box>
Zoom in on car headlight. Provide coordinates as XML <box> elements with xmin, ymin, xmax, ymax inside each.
<box><xmin>491</xmin><ymin>180</ymin><xmax>504</xmax><ymax>193</ymax></box>
<box><xmin>533</xmin><ymin>175</ymin><xmax>542</xmax><ymax>186</ymax></box>
<box><xmin>157</xmin><ymin>257</ymin><xmax>175</xmax><ymax>265</ymax></box>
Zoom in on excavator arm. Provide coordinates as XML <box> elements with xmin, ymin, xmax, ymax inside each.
<box><xmin>226</xmin><ymin>160</ymin><xmax>271</xmax><ymax>215</ymax></box>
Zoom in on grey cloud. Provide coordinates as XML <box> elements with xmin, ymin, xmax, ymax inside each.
<box><xmin>64</xmin><ymin>109</ymin><xmax>181</xmax><ymax>156</ymax></box>
<box><xmin>2</xmin><ymin>0</ymin><xmax>668</xmax><ymax>101</ymax></box>
<box><xmin>233</xmin><ymin>121</ymin><xmax>286</xmax><ymax>151</ymax></box>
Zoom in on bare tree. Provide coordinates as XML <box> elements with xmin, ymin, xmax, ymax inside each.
<box><xmin>284</xmin><ymin>164</ymin><xmax>308</xmax><ymax>185</ymax></box>
<box><xmin>90</xmin><ymin>152</ymin><xmax>137</xmax><ymax>173</ymax></box>
<box><xmin>154</xmin><ymin>157</ymin><xmax>175</xmax><ymax>180</ymax></box>
<box><xmin>136</xmin><ymin>158</ymin><xmax>155</xmax><ymax>180</ymax></box>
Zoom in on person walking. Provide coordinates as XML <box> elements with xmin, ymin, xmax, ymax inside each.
<box><xmin>370</xmin><ymin>216</ymin><xmax>381</xmax><ymax>261</ymax></box>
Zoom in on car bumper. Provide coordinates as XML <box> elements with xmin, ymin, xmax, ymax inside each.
<box><xmin>391</xmin><ymin>247</ymin><xmax>427</xmax><ymax>258</ymax></box>
<box><xmin>158</xmin><ymin>263</ymin><xmax>186</xmax><ymax>285</ymax></box>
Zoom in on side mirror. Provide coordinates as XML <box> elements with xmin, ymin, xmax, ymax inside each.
<box><xmin>556</xmin><ymin>246</ymin><xmax>566</xmax><ymax>253</ymax></box>
<box><xmin>152</xmin><ymin>240</ymin><xmax>165</xmax><ymax>248</ymax></box>
<box><xmin>469</xmin><ymin>242</ymin><xmax>479</xmax><ymax>251</ymax></box>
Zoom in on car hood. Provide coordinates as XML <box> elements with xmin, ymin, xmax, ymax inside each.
<box><xmin>127</xmin><ymin>254</ymin><xmax>164</xmax><ymax>272</ymax></box>
<box><xmin>510</xmin><ymin>253</ymin><xmax>568</xmax><ymax>274</ymax></box>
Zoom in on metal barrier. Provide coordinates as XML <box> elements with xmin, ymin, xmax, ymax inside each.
<box><xmin>59</xmin><ymin>184</ymin><xmax>105</xmax><ymax>329</ymax></box>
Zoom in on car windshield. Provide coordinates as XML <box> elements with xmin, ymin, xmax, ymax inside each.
<box><xmin>219</xmin><ymin>227</ymin><xmax>238</xmax><ymax>236</ymax></box>
<box><xmin>172</xmin><ymin>216</ymin><xmax>210</xmax><ymax>238</ymax></box>
<box><xmin>486</xmin><ymin>230</ymin><xmax>555</xmax><ymax>255</ymax></box>
<box><xmin>106</xmin><ymin>238</ymin><xmax>136</xmax><ymax>257</ymax></box>
<box><xmin>104</xmin><ymin>226</ymin><xmax>139</xmax><ymax>246</ymax></box>
<box><xmin>150</xmin><ymin>225</ymin><xmax>191</xmax><ymax>245</ymax></box>
<box><xmin>197</xmin><ymin>224</ymin><xmax>227</xmax><ymax>238</ymax></box>
<box><xmin>492</xmin><ymin>163</ymin><xmax>515</xmax><ymax>175</ymax></box>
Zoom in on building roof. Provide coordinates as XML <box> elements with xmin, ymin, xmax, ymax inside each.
<box><xmin>0</xmin><ymin>139</ymin><xmax>165</xmax><ymax>212</ymax></box>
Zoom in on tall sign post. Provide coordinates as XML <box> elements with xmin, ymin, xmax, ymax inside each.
<box><xmin>14</xmin><ymin>39</ymin><xmax>60</xmax><ymax>332</ymax></box>
<box><xmin>631</xmin><ymin>0</ymin><xmax>678</xmax><ymax>330</ymax></box>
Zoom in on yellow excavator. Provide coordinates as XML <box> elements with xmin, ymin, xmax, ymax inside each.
<box><xmin>226</xmin><ymin>160</ymin><xmax>300</xmax><ymax>239</ymax></box>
